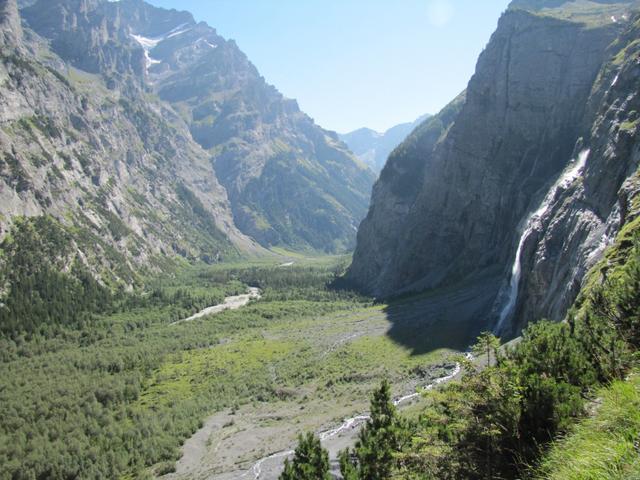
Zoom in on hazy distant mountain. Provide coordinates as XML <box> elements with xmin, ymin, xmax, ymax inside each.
<box><xmin>339</xmin><ymin>114</ymin><xmax>430</xmax><ymax>173</ymax></box>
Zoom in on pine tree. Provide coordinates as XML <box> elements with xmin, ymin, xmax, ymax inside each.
<box><xmin>472</xmin><ymin>331</ymin><xmax>500</xmax><ymax>366</ymax></box>
<box><xmin>339</xmin><ymin>379</ymin><xmax>408</xmax><ymax>480</ymax></box>
<box><xmin>280</xmin><ymin>432</ymin><xmax>330</xmax><ymax>480</ymax></box>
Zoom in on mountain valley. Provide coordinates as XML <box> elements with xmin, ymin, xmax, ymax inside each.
<box><xmin>1</xmin><ymin>0</ymin><xmax>640</xmax><ymax>479</ymax></box>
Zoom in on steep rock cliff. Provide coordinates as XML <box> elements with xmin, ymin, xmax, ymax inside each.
<box><xmin>512</xmin><ymin>12</ymin><xmax>640</xmax><ymax>334</ymax></box>
<box><xmin>349</xmin><ymin>95</ymin><xmax>465</xmax><ymax>293</ymax></box>
<box><xmin>347</xmin><ymin>0</ymin><xmax>639</xmax><ymax>335</ymax></box>
<box><xmin>0</xmin><ymin>0</ymin><xmax>21</xmax><ymax>46</ymax></box>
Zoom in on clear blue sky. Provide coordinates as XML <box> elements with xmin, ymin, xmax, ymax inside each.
<box><xmin>146</xmin><ymin>0</ymin><xmax>511</xmax><ymax>133</ymax></box>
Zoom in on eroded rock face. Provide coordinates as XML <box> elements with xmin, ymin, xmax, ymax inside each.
<box><xmin>21</xmin><ymin>0</ymin><xmax>375</xmax><ymax>253</ymax></box>
<box><xmin>512</xmin><ymin>15</ymin><xmax>640</xmax><ymax>334</ymax></box>
<box><xmin>21</xmin><ymin>0</ymin><xmax>147</xmax><ymax>82</ymax></box>
<box><xmin>347</xmin><ymin>1</ymin><xmax>640</xmax><ymax>335</ymax></box>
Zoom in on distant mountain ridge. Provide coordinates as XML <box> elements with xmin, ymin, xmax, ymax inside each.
<box><xmin>339</xmin><ymin>114</ymin><xmax>430</xmax><ymax>173</ymax></box>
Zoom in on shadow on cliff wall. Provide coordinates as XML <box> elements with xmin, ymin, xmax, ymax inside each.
<box><xmin>381</xmin><ymin>274</ymin><xmax>503</xmax><ymax>356</ymax></box>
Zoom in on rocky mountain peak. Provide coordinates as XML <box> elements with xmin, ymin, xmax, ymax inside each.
<box><xmin>110</xmin><ymin>0</ymin><xmax>196</xmax><ymax>37</ymax></box>
<box><xmin>1</xmin><ymin>0</ymin><xmax>374</xmax><ymax>266</ymax></box>
<box><xmin>340</xmin><ymin>115</ymin><xmax>431</xmax><ymax>173</ymax></box>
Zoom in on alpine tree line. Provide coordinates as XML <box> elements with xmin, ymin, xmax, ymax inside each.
<box><xmin>0</xmin><ymin>216</ymin><xmax>113</xmax><ymax>337</ymax></box>
<box><xmin>0</xmin><ymin>216</ymin><xmax>237</xmax><ymax>342</ymax></box>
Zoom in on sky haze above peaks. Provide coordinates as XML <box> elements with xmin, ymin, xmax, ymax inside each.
<box><xmin>146</xmin><ymin>0</ymin><xmax>511</xmax><ymax>133</ymax></box>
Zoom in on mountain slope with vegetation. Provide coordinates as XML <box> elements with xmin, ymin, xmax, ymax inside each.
<box><xmin>537</xmin><ymin>372</ymin><xmax>640</xmax><ymax>480</ymax></box>
<box><xmin>286</xmin><ymin>195</ymin><xmax>640</xmax><ymax>479</ymax></box>
<box><xmin>18</xmin><ymin>0</ymin><xmax>374</xmax><ymax>254</ymax></box>
<box><xmin>1</xmin><ymin>0</ymin><xmax>263</xmax><ymax>288</ymax></box>
<box><xmin>0</xmin><ymin>0</ymin><xmax>375</xmax><ymax>297</ymax></box>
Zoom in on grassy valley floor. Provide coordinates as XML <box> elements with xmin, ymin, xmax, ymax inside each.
<box><xmin>159</xmin><ymin>297</ymin><xmax>471</xmax><ymax>479</ymax></box>
<box><xmin>0</xmin><ymin>255</ymin><xmax>486</xmax><ymax>480</ymax></box>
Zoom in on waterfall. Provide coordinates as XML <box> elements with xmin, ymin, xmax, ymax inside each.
<box><xmin>494</xmin><ymin>149</ymin><xmax>591</xmax><ymax>334</ymax></box>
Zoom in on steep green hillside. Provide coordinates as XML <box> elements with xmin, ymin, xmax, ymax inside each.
<box><xmin>0</xmin><ymin>216</ymin><xmax>113</xmax><ymax>337</ymax></box>
<box><xmin>536</xmin><ymin>372</ymin><xmax>640</xmax><ymax>480</ymax></box>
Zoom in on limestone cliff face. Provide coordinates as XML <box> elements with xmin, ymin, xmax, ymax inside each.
<box><xmin>21</xmin><ymin>0</ymin><xmax>147</xmax><ymax>85</ymax></box>
<box><xmin>512</xmin><ymin>14</ymin><xmax>640</xmax><ymax>334</ymax></box>
<box><xmin>347</xmin><ymin>1</ymin><xmax>640</xmax><ymax>334</ymax></box>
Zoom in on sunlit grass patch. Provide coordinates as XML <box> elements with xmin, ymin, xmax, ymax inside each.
<box><xmin>138</xmin><ymin>337</ymin><xmax>297</xmax><ymax>408</ymax></box>
<box><xmin>322</xmin><ymin>335</ymin><xmax>454</xmax><ymax>385</ymax></box>
<box><xmin>537</xmin><ymin>372</ymin><xmax>640</xmax><ymax>480</ymax></box>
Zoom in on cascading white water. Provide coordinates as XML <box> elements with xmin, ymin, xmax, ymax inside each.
<box><xmin>494</xmin><ymin>149</ymin><xmax>591</xmax><ymax>334</ymax></box>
